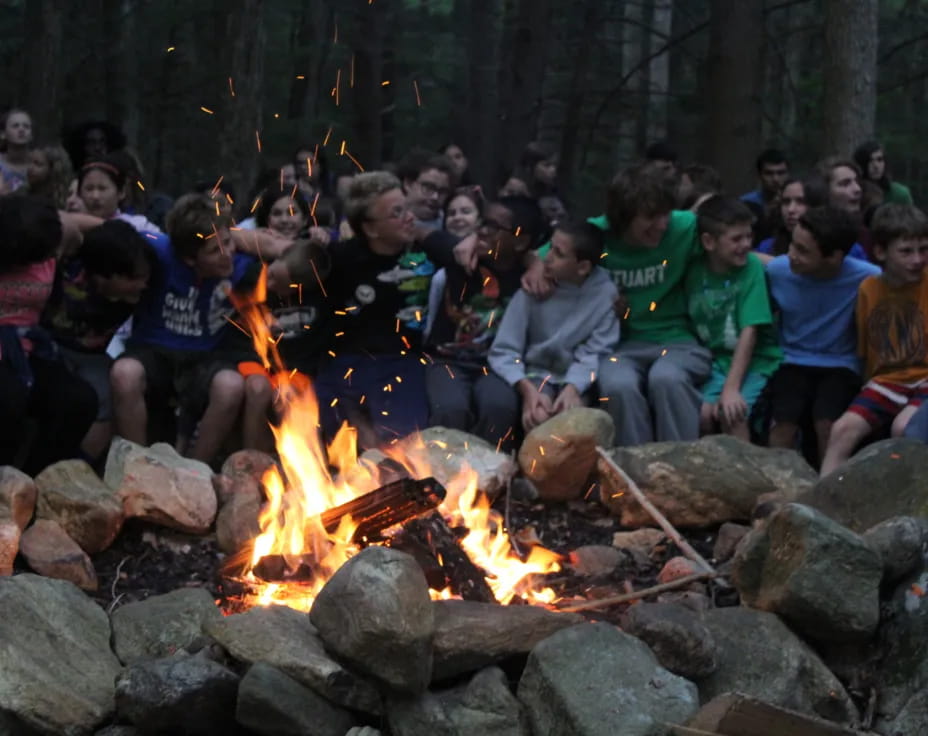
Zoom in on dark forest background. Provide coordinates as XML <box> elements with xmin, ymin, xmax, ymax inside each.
<box><xmin>4</xmin><ymin>0</ymin><xmax>926</xmax><ymax>213</ymax></box>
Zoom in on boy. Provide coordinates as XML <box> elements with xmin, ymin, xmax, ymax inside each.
<box><xmin>425</xmin><ymin>196</ymin><xmax>544</xmax><ymax>449</ymax></box>
<box><xmin>488</xmin><ymin>220</ymin><xmax>620</xmax><ymax>432</ymax></box>
<box><xmin>687</xmin><ymin>197</ymin><xmax>782</xmax><ymax>440</ymax></box>
<box><xmin>765</xmin><ymin>207</ymin><xmax>880</xmax><ymax>463</ymax></box>
<box><xmin>821</xmin><ymin>204</ymin><xmax>928</xmax><ymax>475</ymax></box>
<box><xmin>110</xmin><ymin>193</ymin><xmax>257</xmax><ymax>464</ymax></box>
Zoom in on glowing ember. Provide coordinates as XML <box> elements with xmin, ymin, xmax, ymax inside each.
<box><xmin>231</xmin><ymin>267</ymin><xmax>560</xmax><ymax>610</ymax></box>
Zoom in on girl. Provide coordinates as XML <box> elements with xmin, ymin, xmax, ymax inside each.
<box><xmin>0</xmin><ymin>109</ymin><xmax>33</xmax><ymax>192</ymax></box>
<box><xmin>27</xmin><ymin>145</ymin><xmax>74</xmax><ymax>209</ymax></box>
<box><xmin>853</xmin><ymin>141</ymin><xmax>913</xmax><ymax>206</ymax></box>
<box><xmin>440</xmin><ymin>143</ymin><xmax>472</xmax><ymax>186</ymax></box>
<box><xmin>443</xmin><ymin>187</ymin><xmax>483</xmax><ymax>239</ymax></box>
<box><xmin>255</xmin><ymin>185</ymin><xmax>311</xmax><ymax>239</ymax></box>
<box><xmin>78</xmin><ymin>155</ymin><xmax>161</xmax><ymax>234</ymax></box>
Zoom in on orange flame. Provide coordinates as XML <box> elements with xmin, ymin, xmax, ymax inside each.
<box><xmin>232</xmin><ymin>267</ymin><xmax>559</xmax><ymax>609</ymax></box>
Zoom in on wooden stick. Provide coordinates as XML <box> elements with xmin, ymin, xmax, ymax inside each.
<box><xmin>595</xmin><ymin>447</ymin><xmax>719</xmax><ymax>579</ymax></box>
<box><xmin>555</xmin><ymin>572</ymin><xmax>718</xmax><ymax>613</ymax></box>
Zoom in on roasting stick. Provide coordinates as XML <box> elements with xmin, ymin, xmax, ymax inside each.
<box><xmin>595</xmin><ymin>446</ymin><xmax>722</xmax><ymax>582</ymax></box>
<box><xmin>556</xmin><ymin>572</ymin><xmax>721</xmax><ymax>613</ymax></box>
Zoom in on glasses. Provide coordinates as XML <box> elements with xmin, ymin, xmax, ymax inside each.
<box><xmin>478</xmin><ymin>219</ymin><xmax>515</xmax><ymax>235</ymax></box>
<box><xmin>366</xmin><ymin>204</ymin><xmax>411</xmax><ymax>222</ymax></box>
<box><xmin>416</xmin><ymin>180</ymin><xmax>450</xmax><ymax>198</ymax></box>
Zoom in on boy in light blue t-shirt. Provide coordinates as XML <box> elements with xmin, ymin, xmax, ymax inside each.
<box><xmin>686</xmin><ymin>196</ymin><xmax>781</xmax><ymax>441</ymax></box>
<box><xmin>765</xmin><ymin>206</ymin><xmax>880</xmax><ymax>465</ymax></box>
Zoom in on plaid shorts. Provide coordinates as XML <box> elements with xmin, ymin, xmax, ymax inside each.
<box><xmin>847</xmin><ymin>379</ymin><xmax>928</xmax><ymax>428</ymax></box>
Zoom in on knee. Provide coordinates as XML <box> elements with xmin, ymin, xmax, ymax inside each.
<box><xmin>110</xmin><ymin>358</ymin><xmax>145</xmax><ymax>396</ymax></box>
<box><xmin>210</xmin><ymin>370</ymin><xmax>245</xmax><ymax>406</ymax></box>
<box><xmin>244</xmin><ymin>374</ymin><xmax>273</xmax><ymax>403</ymax></box>
<box><xmin>891</xmin><ymin>411</ymin><xmax>912</xmax><ymax>438</ymax></box>
<box><xmin>647</xmin><ymin>362</ymin><xmax>690</xmax><ymax>396</ymax></box>
<box><xmin>597</xmin><ymin>363</ymin><xmax>641</xmax><ymax>399</ymax></box>
<box><xmin>829</xmin><ymin>412</ymin><xmax>862</xmax><ymax>443</ymax></box>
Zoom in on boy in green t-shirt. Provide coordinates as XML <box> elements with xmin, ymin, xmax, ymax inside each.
<box><xmin>687</xmin><ymin>196</ymin><xmax>782</xmax><ymax>440</ymax></box>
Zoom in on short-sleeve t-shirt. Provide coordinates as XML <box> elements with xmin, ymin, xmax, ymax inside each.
<box><xmin>856</xmin><ymin>273</ymin><xmax>928</xmax><ymax>384</ymax></box>
<box><xmin>685</xmin><ymin>253</ymin><xmax>782</xmax><ymax>376</ymax></box>
<box><xmin>539</xmin><ymin>210</ymin><xmax>701</xmax><ymax>344</ymax></box>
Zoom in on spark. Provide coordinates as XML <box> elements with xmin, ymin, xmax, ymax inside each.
<box><xmin>295</xmin><ymin>74</ymin><xmax>305</xmax><ymax>80</ymax></box>
<box><xmin>381</xmin><ymin>80</ymin><xmax>390</xmax><ymax>86</ymax></box>
<box><xmin>333</xmin><ymin>20</ymin><xmax>338</xmax><ymax>44</ymax></box>
<box><xmin>255</xmin><ymin>130</ymin><xmax>262</xmax><ymax>152</ymax></box>
<box><xmin>649</xmin><ymin>301</ymin><xmax>657</xmax><ymax>311</ymax></box>
<box><xmin>598</xmin><ymin>397</ymin><xmax>610</xmax><ymax>402</ymax></box>
<box><xmin>381</xmin><ymin>411</ymin><xmax>389</xmax><ymax>416</ymax></box>
<box><xmin>343</xmin><ymin>367</ymin><xmax>354</xmax><ymax>380</ymax></box>
<box><xmin>584</xmin><ymin>483</ymin><xmax>597</xmax><ymax>500</ymax></box>
<box><xmin>136</xmin><ymin>180</ymin><xmax>145</xmax><ymax>191</ymax></box>
<box><xmin>334</xmin><ymin>331</ymin><xmax>345</xmax><ymax>337</ymax></box>
<box><xmin>537</xmin><ymin>374</ymin><xmax>551</xmax><ymax>392</ymax></box>
<box><xmin>609</xmin><ymin>356</ymin><xmax>618</xmax><ymax>362</ymax></box>
<box><xmin>413</xmin><ymin>79</ymin><xmax>421</xmax><ymax>106</ymax></box>
<box><xmin>330</xmin><ymin>398</ymin><xmax>338</xmax><ymax>407</ymax></box>
<box><xmin>228</xmin><ymin>77</ymin><xmax>235</xmax><ymax>97</ymax></box>
<box><xmin>310</xmin><ymin>258</ymin><xmax>327</xmax><ymax>297</ymax></box>
<box><xmin>224</xmin><ymin>316</ymin><xmax>250</xmax><ymax>337</ymax></box>
<box><xmin>340</xmin><ymin>140</ymin><xmax>346</xmax><ymax>155</ymax></box>
<box><xmin>200</xmin><ymin>106</ymin><xmax>214</xmax><ymax>114</ymax></box>
<box><xmin>624</xmin><ymin>307</ymin><xmax>631</xmax><ymax>319</ymax></box>
<box><xmin>401</xmin><ymin>336</ymin><xmax>411</xmax><ymax>349</ymax></box>
<box><xmin>445</xmin><ymin>365</ymin><xmax>455</xmax><ymax>379</ymax></box>
<box><xmin>360</xmin><ymin>395</ymin><xmax>366</xmax><ymax>405</ymax></box>
<box><xmin>210</xmin><ymin>176</ymin><xmax>224</xmax><ymax>196</ymax></box>
<box><xmin>166</xmin><ymin>46</ymin><xmax>175</xmax><ymax>52</ymax></box>
<box><xmin>539</xmin><ymin>446</ymin><xmax>545</xmax><ymax>456</ymax></box>
<box><xmin>487</xmin><ymin>310</ymin><xmax>496</xmax><ymax>329</ymax></box>
<box><xmin>350</xmin><ymin>54</ymin><xmax>355</xmax><ymax>88</ymax></box>
<box><xmin>327</xmin><ymin>350</ymin><xmax>336</xmax><ymax>357</ymax></box>
<box><xmin>344</xmin><ymin>150</ymin><xmax>365</xmax><ymax>172</ymax></box>
<box><xmin>335</xmin><ymin>68</ymin><xmax>341</xmax><ymax>106</ymax></box>
<box><xmin>395</xmin><ymin>319</ymin><xmax>400</xmax><ymax>333</ymax></box>
<box><xmin>311</xmin><ymin>192</ymin><xmax>320</xmax><ymax>216</ymax></box>
<box><xmin>515</xmin><ymin>226</ymin><xmax>521</xmax><ymax>236</ymax></box>
<box><xmin>395</xmin><ymin>376</ymin><xmax>403</xmax><ymax>383</ymax></box>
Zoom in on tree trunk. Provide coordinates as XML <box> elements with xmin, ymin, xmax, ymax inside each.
<box><xmin>349</xmin><ymin>0</ymin><xmax>385</xmax><ymax>169</ymax></box>
<box><xmin>648</xmin><ymin>0</ymin><xmax>673</xmax><ymax>144</ymax></box>
<box><xmin>822</xmin><ymin>0</ymin><xmax>878</xmax><ymax>157</ymax></box>
<box><xmin>286</xmin><ymin>1</ymin><xmax>333</xmax><ymax>130</ymax></box>
<box><xmin>21</xmin><ymin>0</ymin><xmax>65</xmax><ymax>139</ymax></box>
<box><xmin>618</xmin><ymin>0</ymin><xmax>645</xmax><ymax>162</ymax></box>
<box><xmin>465</xmin><ymin>0</ymin><xmax>503</xmax><ymax>188</ymax></box>
<box><xmin>219</xmin><ymin>0</ymin><xmax>266</xmax><ymax>197</ymax></box>
<box><xmin>703</xmin><ymin>0</ymin><xmax>765</xmax><ymax>196</ymax></box>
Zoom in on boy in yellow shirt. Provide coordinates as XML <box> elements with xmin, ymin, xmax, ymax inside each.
<box><xmin>821</xmin><ymin>204</ymin><xmax>928</xmax><ymax>475</ymax></box>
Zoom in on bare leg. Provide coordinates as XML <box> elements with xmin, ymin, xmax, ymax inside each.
<box><xmin>190</xmin><ymin>370</ymin><xmax>245</xmax><ymax>464</ymax></box>
<box><xmin>768</xmin><ymin>420</ymin><xmax>798</xmax><ymax>450</ymax></box>
<box><xmin>242</xmin><ymin>374</ymin><xmax>275</xmax><ymax>453</ymax></box>
<box><xmin>813</xmin><ymin>418</ymin><xmax>834</xmax><ymax>467</ymax></box>
<box><xmin>724</xmin><ymin>418</ymin><xmax>751</xmax><ymax>442</ymax></box>
<box><xmin>699</xmin><ymin>402</ymin><xmax>717</xmax><ymax>436</ymax></box>
<box><xmin>110</xmin><ymin>358</ymin><xmax>147</xmax><ymax>445</ymax></box>
<box><xmin>820</xmin><ymin>412</ymin><xmax>872</xmax><ymax>477</ymax></box>
<box><xmin>891</xmin><ymin>404</ymin><xmax>919</xmax><ymax>437</ymax></box>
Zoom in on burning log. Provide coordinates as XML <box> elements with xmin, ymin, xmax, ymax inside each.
<box><xmin>403</xmin><ymin>511</ymin><xmax>497</xmax><ymax>603</ymax></box>
<box><xmin>251</xmin><ymin>477</ymin><xmax>446</xmax><ymax>583</ymax></box>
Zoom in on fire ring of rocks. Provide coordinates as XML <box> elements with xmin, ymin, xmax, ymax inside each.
<box><xmin>0</xmin><ymin>416</ymin><xmax>926</xmax><ymax>734</ymax></box>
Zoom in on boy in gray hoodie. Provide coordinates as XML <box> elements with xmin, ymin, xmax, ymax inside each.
<box><xmin>489</xmin><ymin>220</ymin><xmax>620</xmax><ymax>431</ymax></box>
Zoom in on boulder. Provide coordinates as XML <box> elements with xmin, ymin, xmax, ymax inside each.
<box><xmin>432</xmin><ymin>600</ymin><xmax>584</xmax><ymax>681</ymax></box>
<box><xmin>34</xmin><ymin>459</ymin><xmax>123</xmax><ymax>554</ymax></box>
<box><xmin>220</xmin><ymin>449</ymin><xmax>277</xmax><ymax>485</ymax></box>
<box><xmin>732</xmin><ymin>503</ymin><xmax>881</xmax><ymax>642</ymax></box>
<box><xmin>19</xmin><ymin>519</ymin><xmax>98</xmax><ymax>591</ymax></box>
<box><xmin>105</xmin><ymin>438</ymin><xmax>217</xmax><ymax>534</ymax></box>
<box><xmin>518</xmin><ymin>623</ymin><xmax>699</xmax><ymax>735</ymax></box>
<box><xmin>0</xmin><ymin>521</ymin><xmax>20</xmax><ymax>576</ymax></box>
<box><xmin>214</xmin><ymin>482</ymin><xmax>262</xmax><ymax>556</ymax></box>
<box><xmin>310</xmin><ymin>546</ymin><xmax>435</xmax><ymax>693</ymax></box>
<box><xmin>518</xmin><ymin>409</ymin><xmax>614</xmax><ymax>502</ymax></box>
<box><xmin>697</xmin><ymin>607</ymin><xmax>857</xmax><ymax>723</ymax></box>
<box><xmin>0</xmin><ymin>465</ymin><xmax>37</xmax><ymax>529</ymax></box>
<box><xmin>598</xmin><ymin>436</ymin><xmax>816</xmax><ymax>527</ymax></box>
<box><xmin>111</xmin><ymin>587</ymin><xmax>223</xmax><ymax>664</ymax></box>
<box><xmin>114</xmin><ymin>653</ymin><xmax>239</xmax><ymax>735</ymax></box>
<box><xmin>0</xmin><ymin>574</ymin><xmax>121</xmax><ymax>733</ymax></box>
<box><xmin>862</xmin><ymin>516</ymin><xmax>925</xmax><ymax>585</ymax></box>
<box><xmin>802</xmin><ymin>438</ymin><xmax>928</xmax><ymax>532</ymax></box>
<box><xmin>620</xmin><ymin>602</ymin><xmax>718</xmax><ymax>679</ymax></box>
<box><xmin>235</xmin><ymin>662</ymin><xmax>357</xmax><ymax>736</ymax></box>
<box><xmin>871</xmin><ymin>568</ymin><xmax>928</xmax><ymax>723</ymax></box>
<box><xmin>658</xmin><ymin>556</ymin><xmax>703</xmax><ymax>584</ymax></box>
<box><xmin>612</xmin><ymin>528</ymin><xmax>665</xmax><ymax>561</ymax></box>
<box><xmin>712</xmin><ymin>522</ymin><xmax>750</xmax><ymax>563</ymax></box>
<box><xmin>388</xmin><ymin>666</ymin><xmax>529</xmax><ymax>736</ymax></box>
<box><xmin>94</xmin><ymin>727</ymin><xmax>141</xmax><ymax>736</ymax></box>
<box><xmin>878</xmin><ymin>688</ymin><xmax>928</xmax><ymax>736</ymax></box>
<box><xmin>567</xmin><ymin>545</ymin><xmax>626</xmax><ymax>578</ymax></box>
<box><xmin>380</xmin><ymin>427</ymin><xmax>518</xmax><ymax>500</ymax></box>
<box><xmin>204</xmin><ymin>602</ymin><xmax>380</xmax><ymax>714</ymax></box>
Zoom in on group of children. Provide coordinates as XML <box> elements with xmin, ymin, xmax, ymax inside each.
<box><xmin>0</xmin><ymin>105</ymin><xmax>926</xmax><ymax>480</ymax></box>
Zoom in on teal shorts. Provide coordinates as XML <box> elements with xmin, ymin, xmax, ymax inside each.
<box><xmin>701</xmin><ymin>365</ymin><xmax>770</xmax><ymax>409</ymax></box>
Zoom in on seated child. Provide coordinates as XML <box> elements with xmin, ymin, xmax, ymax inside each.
<box><xmin>425</xmin><ymin>196</ymin><xmax>544</xmax><ymax>449</ymax></box>
<box><xmin>687</xmin><ymin>196</ymin><xmax>782</xmax><ymax>440</ymax></box>
<box><xmin>41</xmin><ymin>219</ymin><xmax>155</xmax><ymax>460</ymax></box>
<box><xmin>821</xmin><ymin>203</ymin><xmax>928</xmax><ymax>475</ymax></box>
<box><xmin>110</xmin><ymin>193</ymin><xmax>258</xmax><ymax>464</ymax></box>
<box><xmin>488</xmin><ymin>220</ymin><xmax>620</xmax><ymax>432</ymax></box>
<box><xmin>765</xmin><ymin>207</ymin><xmax>880</xmax><ymax>463</ymax></box>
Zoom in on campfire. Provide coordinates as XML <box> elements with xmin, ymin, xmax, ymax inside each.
<box><xmin>230</xmin><ymin>268</ymin><xmax>561</xmax><ymax>611</ymax></box>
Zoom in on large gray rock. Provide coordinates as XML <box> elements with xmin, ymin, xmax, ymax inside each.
<box><xmin>0</xmin><ymin>521</ymin><xmax>19</xmax><ymax>576</ymax></box>
<box><xmin>204</xmin><ymin>602</ymin><xmax>380</xmax><ymax>714</ymax></box>
<box><xmin>310</xmin><ymin>546</ymin><xmax>435</xmax><ymax>693</ymax></box>
<box><xmin>0</xmin><ymin>574</ymin><xmax>122</xmax><ymax>734</ymax></box>
<box><xmin>20</xmin><ymin>519</ymin><xmax>98</xmax><ymax>591</ymax></box>
<box><xmin>878</xmin><ymin>688</ymin><xmax>928</xmax><ymax>736</ymax></box>
<box><xmin>0</xmin><ymin>465</ymin><xmax>37</xmax><ymax>529</ymax></box>
<box><xmin>518</xmin><ymin>408</ymin><xmax>614</xmax><ymax>502</ymax></box>
<box><xmin>732</xmin><ymin>503</ymin><xmax>882</xmax><ymax>642</ymax></box>
<box><xmin>802</xmin><ymin>438</ymin><xmax>928</xmax><ymax>532</ymax></box>
<box><xmin>862</xmin><ymin>516</ymin><xmax>926</xmax><ymax>585</ymax></box>
<box><xmin>34</xmin><ymin>460</ymin><xmax>123</xmax><ymax>554</ymax></box>
<box><xmin>111</xmin><ymin>587</ymin><xmax>223</xmax><ymax>664</ymax></box>
<box><xmin>620</xmin><ymin>602</ymin><xmax>718</xmax><ymax>679</ymax></box>
<box><xmin>598</xmin><ymin>436</ymin><xmax>816</xmax><ymax>527</ymax></box>
<box><xmin>872</xmin><ymin>568</ymin><xmax>928</xmax><ymax>724</ymax></box>
<box><xmin>518</xmin><ymin>623</ymin><xmax>699</xmax><ymax>735</ymax></box>
<box><xmin>235</xmin><ymin>662</ymin><xmax>357</xmax><ymax>736</ymax></box>
<box><xmin>114</xmin><ymin>653</ymin><xmax>239</xmax><ymax>735</ymax></box>
<box><xmin>214</xmin><ymin>481</ymin><xmax>262</xmax><ymax>556</ymax></box>
<box><xmin>698</xmin><ymin>607</ymin><xmax>857</xmax><ymax>723</ymax></box>
<box><xmin>431</xmin><ymin>600</ymin><xmax>584</xmax><ymax>681</ymax></box>
<box><xmin>105</xmin><ymin>438</ymin><xmax>217</xmax><ymax>534</ymax></box>
<box><xmin>388</xmin><ymin>666</ymin><xmax>529</xmax><ymax>736</ymax></box>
